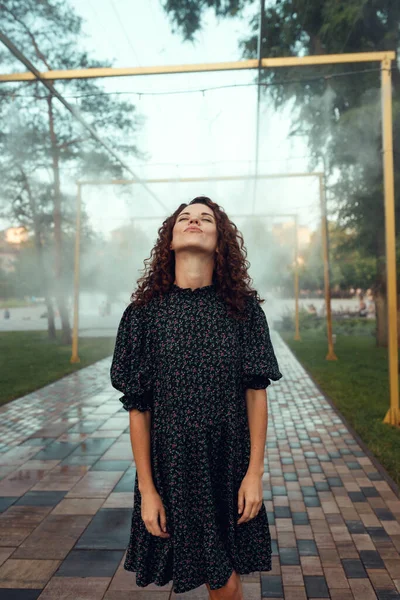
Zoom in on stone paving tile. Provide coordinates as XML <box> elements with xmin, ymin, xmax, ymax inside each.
<box><xmin>0</xmin><ymin>338</ymin><xmax>399</xmax><ymax>598</ymax></box>
<box><xmin>0</xmin><ymin>558</ymin><xmax>61</xmax><ymax>588</ymax></box>
<box><xmin>12</xmin><ymin>514</ymin><xmax>92</xmax><ymax>559</ymax></box>
<box><xmin>37</xmin><ymin>576</ymin><xmax>111</xmax><ymax>599</ymax></box>
<box><xmin>55</xmin><ymin>549</ymin><xmax>124</xmax><ymax>577</ymax></box>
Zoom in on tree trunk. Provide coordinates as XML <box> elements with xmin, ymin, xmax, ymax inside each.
<box><xmin>374</xmin><ymin>287</ymin><xmax>388</xmax><ymax>347</ymax></box>
<box><xmin>36</xmin><ymin>234</ymin><xmax>57</xmax><ymax>340</ymax></box>
<box><xmin>21</xmin><ymin>168</ymin><xmax>56</xmax><ymax>340</ymax></box>
<box><xmin>374</xmin><ymin>288</ymin><xmax>400</xmax><ymax>351</ymax></box>
<box><xmin>47</xmin><ymin>96</ymin><xmax>71</xmax><ymax>345</ymax></box>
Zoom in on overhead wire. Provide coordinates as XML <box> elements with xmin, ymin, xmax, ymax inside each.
<box><xmin>107</xmin><ymin>0</ymin><xmax>167</xmax><ymax>127</ymax></box>
<box><xmin>252</xmin><ymin>0</ymin><xmax>266</xmax><ymax>213</ymax></box>
<box><xmin>108</xmin><ymin>0</ymin><xmax>142</xmax><ymax>66</ymax></box>
<box><xmin>87</xmin><ymin>0</ymin><xmax>116</xmax><ymax>61</ymax></box>
<box><xmin>0</xmin><ymin>67</ymin><xmax>383</xmax><ymax>99</ymax></box>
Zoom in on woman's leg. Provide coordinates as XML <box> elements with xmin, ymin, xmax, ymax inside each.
<box><xmin>205</xmin><ymin>570</ymin><xmax>243</xmax><ymax>600</ymax></box>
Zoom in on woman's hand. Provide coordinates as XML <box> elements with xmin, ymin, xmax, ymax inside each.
<box><xmin>237</xmin><ymin>472</ymin><xmax>263</xmax><ymax>525</ymax></box>
<box><xmin>140</xmin><ymin>489</ymin><xmax>170</xmax><ymax>538</ymax></box>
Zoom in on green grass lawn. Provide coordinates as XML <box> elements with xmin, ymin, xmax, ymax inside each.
<box><xmin>0</xmin><ymin>299</ymin><xmax>37</xmax><ymax>309</ymax></box>
<box><xmin>0</xmin><ymin>331</ymin><xmax>115</xmax><ymax>406</ymax></box>
<box><xmin>281</xmin><ymin>330</ymin><xmax>400</xmax><ymax>489</ymax></box>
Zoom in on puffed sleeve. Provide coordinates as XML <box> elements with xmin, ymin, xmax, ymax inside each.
<box><xmin>240</xmin><ymin>296</ymin><xmax>283</xmax><ymax>390</ymax></box>
<box><xmin>110</xmin><ymin>303</ymin><xmax>153</xmax><ymax>412</ymax></box>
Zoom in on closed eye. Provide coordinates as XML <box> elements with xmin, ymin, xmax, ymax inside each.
<box><xmin>178</xmin><ymin>217</ymin><xmax>212</xmax><ymax>222</ymax></box>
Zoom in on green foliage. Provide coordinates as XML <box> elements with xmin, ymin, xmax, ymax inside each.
<box><xmin>277</xmin><ymin>307</ymin><xmax>323</xmax><ymax>332</ymax></box>
<box><xmin>161</xmin><ymin>0</ymin><xmax>400</xmax><ymax>302</ymax></box>
<box><xmin>277</xmin><ymin>307</ymin><xmax>376</xmax><ymax>337</ymax></box>
<box><xmin>0</xmin><ymin>1</ymin><xmax>147</xmax><ymax>331</ymax></box>
<box><xmin>0</xmin><ymin>0</ymin><xmax>145</xmax><ymax>182</ymax></box>
<box><xmin>161</xmin><ymin>0</ymin><xmax>248</xmax><ymax>41</ymax></box>
<box><xmin>298</xmin><ymin>222</ymin><xmax>378</xmax><ymax>291</ymax></box>
<box><xmin>238</xmin><ymin>0</ymin><xmax>400</xmax><ymax>265</ymax></box>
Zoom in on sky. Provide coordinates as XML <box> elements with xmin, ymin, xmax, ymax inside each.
<box><xmin>66</xmin><ymin>0</ymin><xmax>321</xmax><ymax>238</ymax></box>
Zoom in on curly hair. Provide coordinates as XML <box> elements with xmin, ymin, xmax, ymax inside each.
<box><xmin>131</xmin><ymin>196</ymin><xmax>264</xmax><ymax>319</ymax></box>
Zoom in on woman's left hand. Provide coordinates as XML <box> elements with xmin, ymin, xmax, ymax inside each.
<box><xmin>237</xmin><ymin>472</ymin><xmax>263</xmax><ymax>525</ymax></box>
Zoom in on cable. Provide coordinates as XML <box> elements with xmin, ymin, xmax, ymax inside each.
<box><xmin>0</xmin><ymin>67</ymin><xmax>382</xmax><ymax>99</ymax></box>
<box><xmin>107</xmin><ymin>0</ymin><xmax>166</xmax><ymax>128</ymax></box>
<box><xmin>87</xmin><ymin>0</ymin><xmax>116</xmax><ymax>60</ymax></box>
<box><xmin>108</xmin><ymin>0</ymin><xmax>142</xmax><ymax>66</ymax></box>
<box><xmin>253</xmin><ymin>0</ymin><xmax>267</xmax><ymax>213</ymax></box>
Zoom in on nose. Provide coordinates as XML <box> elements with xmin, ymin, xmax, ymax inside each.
<box><xmin>188</xmin><ymin>216</ymin><xmax>200</xmax><ymax>226</ymax></box>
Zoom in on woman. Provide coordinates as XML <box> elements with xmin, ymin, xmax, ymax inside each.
<box><xmin>110</xmin><ymin>196</ymin><xmax>283</xmax><ymax>598</ymax></box>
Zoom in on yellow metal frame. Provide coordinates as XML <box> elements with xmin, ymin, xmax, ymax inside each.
<box><xmin>1</xmin><ymin>52</ymin><xmax>394</xmax><ymax>81</ymax></box>
<box><xmin>381</xmin><ymin>57</ymin><xmax>399</xmax><ymax>426</ymax></box>
<box><xmin>72</xmin><ymin>179</ymin><xmax>300</xmax><ymax>357</ymax></box>
<box><xmin>72</xmin><ymin>171</ymin><xmax>335</xmax><ymax>363</ymax></box>
<box><xmin>4</xmin><ymin>50</ymin><xmax>395</xmax><ymax>425</ymax></box>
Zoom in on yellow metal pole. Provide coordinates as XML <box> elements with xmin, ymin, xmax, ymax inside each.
<box><xmin>294</xmin><ymin>215</ymin><xmax>300</xmax><ymax>341</ymax></box>
<box><xmin>319</xmin><ymin>174</ymin><xmax>337</xmax><ymax>361</ymax></box>
<box><xmin>381</xmin><ymin>57</ymin><xmax>400</xmax><ymax>427</ymax></box>
<box><xmin>71</xmin><ymin>182</ymin><xmax>82</xmax><ymax>364</ymax></box>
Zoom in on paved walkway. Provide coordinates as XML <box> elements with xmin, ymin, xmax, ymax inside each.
<box><xmin>0</xmin><ymin>334</ymin><xmax>400</xmax><ymax>599</ymax></box>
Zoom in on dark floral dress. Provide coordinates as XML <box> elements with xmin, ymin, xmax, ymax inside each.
<box><xmin>110</xmin><ymin>283</ymin><xmax>283</xmax><ymax>594</ymax></box>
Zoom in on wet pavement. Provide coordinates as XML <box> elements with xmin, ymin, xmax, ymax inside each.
<box><xmin>0</xmin><ymin>335</ymin><xmax>399</xmax><ymax>599</ymax></box>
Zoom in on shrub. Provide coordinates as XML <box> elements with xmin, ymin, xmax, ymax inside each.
<box><xmin>275</xmin><ymin>308</ymin><xmax>375</xmax><ymax>337</ymax></box>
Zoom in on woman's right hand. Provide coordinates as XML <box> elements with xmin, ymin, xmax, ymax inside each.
<box><xmin>140</xmin><ymin>488</ymin><xmax>170</xmax><ymax>538</ymax></box>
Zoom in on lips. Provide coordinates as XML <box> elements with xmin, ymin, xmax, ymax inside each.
<box><xmin>185</xmin><ymin>227</ymin><xmax>202</xmax><ymax>232</ymax></box>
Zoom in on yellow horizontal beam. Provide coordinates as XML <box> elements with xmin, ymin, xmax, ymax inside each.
<box><xmin>0</xmin><ymin>60</ymin><xmax>259</xmax><ymax>82</ymax></box>
<box><xmin>262</xmin><ymin>51</ymin><xmax>395</xmax><ymax>67</ymax></box>
<box><xmin>78</xmin><ymin>172</ymin><xmax>324</xmax><ymax>186</ymax></box>
<box><xmin>0</xmin><ymin>52</ymin><xmax>395</xmax><ymax>82</ymax></box>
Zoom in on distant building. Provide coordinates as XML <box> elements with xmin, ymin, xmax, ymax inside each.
<box><xmin>6</xmin><ymin>227</ymin><xmax>28</xmax><ymax>245</ymax></box>
<box><xmin>0</xmin><ymin>226</ymin><xmax>29</xmax><ymax>273</ymax></box>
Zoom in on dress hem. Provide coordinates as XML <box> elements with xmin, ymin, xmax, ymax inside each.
<box><xmin>123</xmin><ymin>560</ymin><xmax>272</xmax><ymax>594</ymax></box>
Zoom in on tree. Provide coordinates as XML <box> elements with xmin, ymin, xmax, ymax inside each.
<box><xmin>81</xmin><ymin>223</ymin><xmax>153</xmax><ymax>306</ymax></box>
<box><xmin>162</xmin><ymin>0</ymin><xmax>400</xmax><ymax>346</ymax></box>
<box><xmin>0</xmin><ymin>0</ymin><xmax>145</xmax><ymax>342</ymax></box>
<box><xmin>300</xmin><ymin>222</ymin><xmax>377</xmax><ymax>293</ymax></box>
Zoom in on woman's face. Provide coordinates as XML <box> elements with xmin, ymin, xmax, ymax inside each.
<box><xmin>171</xmin><ymin>204</ymin><xmax>218</xmax><ymax>256</ymax></box>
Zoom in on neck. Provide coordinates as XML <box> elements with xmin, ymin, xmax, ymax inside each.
<box><xmin>173</xmin><ymin>251</ymin><xmax>214</xmax><ymax>290</ymax></box>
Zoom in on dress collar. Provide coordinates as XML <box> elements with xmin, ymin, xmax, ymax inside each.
<box><xmin>171</xmin><ymin>282</ymin><xmax>216</xmax><ymax>294</ymax></box>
